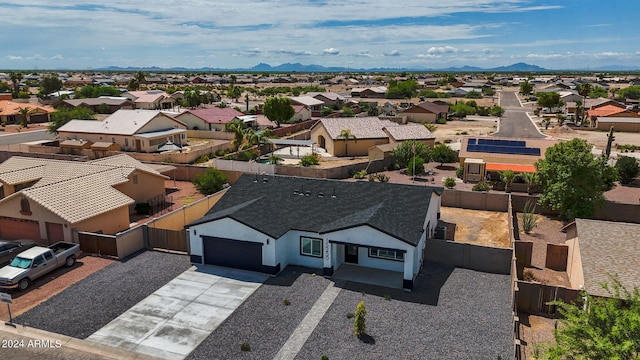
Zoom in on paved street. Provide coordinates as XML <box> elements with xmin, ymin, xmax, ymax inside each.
<box><xmin>0</xmin><ymin>130</ymin><xmax>54</xmax><ymax>147</ymax></box>
<box><xmin>493</xmin><ymin>91</ymin><xmax>546</xmax><ymax>139</ymax></box>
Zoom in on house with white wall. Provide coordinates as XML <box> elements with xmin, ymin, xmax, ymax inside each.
<box><xmin>186</xmin><ymin>174</ymin><xmax>442</xmax><ymax>290</ymax></box>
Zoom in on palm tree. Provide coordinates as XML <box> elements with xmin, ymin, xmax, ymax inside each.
<box><xmin>338</xmin><ymin>129</ymin><xmax>356</xmax><ymax>157</ymax></box>
<box><xmin>9</xmin><ymin>72</ymin><xmax>23</xmax><ymax>95</ymax></box>
<box><xmin>225</xmin><ymin>118</ymin><xmax>246</xmax><ymax>158</ymax></box>
<box><xmin>500</xmin><ymin>169</ymin><xmax>516</xmax><ymax>193</ymax></box>
<box><xmin>520</xmin><ymin>172</ymin><xmax>537</xmax><ymax>195</ymax></box>
<box><xmin>17</xmin><ymin>106</ymin><xmax>33</xmax><ymax>128</ymax></box>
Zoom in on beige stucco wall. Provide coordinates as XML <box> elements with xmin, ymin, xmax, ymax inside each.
<box><xmin>565</xmin><ymin>237</ymin><xmax>584</xmax><ymax>290</ymax></box>
<box><xmin>596</xmin><ymin>121</ymin><xmax>640</xmax><ymax>132</ymax></box>
<box><xmin>138</xmin><ymin>114</ymin><xmax>187</xmax><ymax>133</ymax></box>
<box><xmin>310</xmin><ymin>125</ymin><xmax>336</xmax><ymax>155</ymax></box>
<box><xmin>402</xmin><ymin>111</ymin><xmax>437</xmax><ymax>123</ymax></box>
<box><xmin>74</xmin><ymin>206</ymin><xmax>130</xmax><ymax>235</ymax></box>
<box><xmin>113</xmin><ymin>170</ymin><xmax>165</xmax><ymax>204</ymax></box>
<box><xmin>176</xmin><ymin>113</ymin><xmax>208</xmax><ymax>130</ymax></box>
<box><xmin>0</xmin><ymin>195</ymin><xmax>68</xmax><ymax>242</ymax></box>
<box><xmin>291</xmin><ymin>108</ymin><xmax>312</xmax><ymax>122</ymax></box>
<box><xmin>310</xmin><ymin>124</ymin><xmax>387</xmax><ymax>157</ymax></box>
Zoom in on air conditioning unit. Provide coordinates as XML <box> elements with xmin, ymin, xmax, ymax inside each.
<box><xmin>434</xmin><ymin>226</ymin><xmax>447</xmax><ymax>240</ymax></box>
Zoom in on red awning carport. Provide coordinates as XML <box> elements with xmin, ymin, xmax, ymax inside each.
<box><xmin>485</xmin><ymin>163</ymin><xmax>536</xmax><ymax>173</ymax></box>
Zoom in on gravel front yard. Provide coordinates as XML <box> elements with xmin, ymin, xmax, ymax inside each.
<box><xmin>15</xmin><ymin>250</ymin><xmax>191</xmax><ymax>339</ymax></box>
<box><xmin>295</xmin><ymin>261</ymin><xmax>514</xmax><ymax>360</ymax></box>
<box><xmin>186</xmin><ymin>266</ymin><xmax>331</xmax><ymax>360</ymax></box>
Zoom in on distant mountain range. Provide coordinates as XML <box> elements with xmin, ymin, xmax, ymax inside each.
<box><xmin>97</xmin><ymin>62</ymin><xmax>638</xmax><ymax>73</ymax></box>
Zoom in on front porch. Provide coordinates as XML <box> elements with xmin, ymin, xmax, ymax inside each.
<box><xmin>332</xmin><ymin>263</ymin><xmax>404</xmax><ymax>290</ymax></box>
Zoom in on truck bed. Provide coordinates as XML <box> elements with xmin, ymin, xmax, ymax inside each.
<box><xmin>50</xmin><ymin>242</ymin><xmax>77</xmax><ymax>255</ymax></box>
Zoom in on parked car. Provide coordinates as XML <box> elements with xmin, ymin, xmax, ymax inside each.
<box><xmin>0</xmin><ymin>240</ymin><xmax>36</xmax><ymax>267</ymax></box>
<box><xmin>0</xmin><ymin>242</ymin><xmax>80</xmax><ymax>290</ymax></box>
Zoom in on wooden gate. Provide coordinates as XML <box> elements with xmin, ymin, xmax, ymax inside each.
<box><xmin>78</xmin><ymin>232</ymin><xmax>118</xmax><ymax>257</ymax></box>
<box><xmin>517</xmin><ymin>281</ymin><xmax>580</xmax><ymax>315</ymax></box>
<box><xmin>147</xmin><ymin>227</ymin><xmax>188</xmax><ymax>253</ymax></box>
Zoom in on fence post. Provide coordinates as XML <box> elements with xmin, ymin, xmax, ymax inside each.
<box><xmin>143</xmin><ymin>224</ymin><xmax>149</xmax><ymax>249</ymax></box>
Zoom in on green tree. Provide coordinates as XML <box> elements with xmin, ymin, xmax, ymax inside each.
<box><xmin>354</xmin><ymin>301</ymin><xmax>367</xmax><ymax>337</ymax></box>
<box><xmin>588</xmin><ymin>87</ymin><xmax>608</xmax><ymax>99</ymax></box>
<box><xmin>519</xmin><ymin>80</ymin><xmax>533</xmax><ymax>95</ymax></box>
<box><xmin>263</xmin><ymin>97</ymin><xmax>295</xmax><ymax>127</ymax></box>
<box><xmin>299</xmin><ymin>154</ymin><xmax>320</xmax><ymax>167</ymax></box>
<box><xmin>535</xmin><ymin>138</ymin><xmax>614</xmax><ymax>220</ymax></box>
<box><xmin>391</xmin><ymin>140</ymin><xmax>431</xmax><ymax>168</ymax></box>
<box><xmin>338</xmin><ymin>129</ymin><xmax>356</xmax><ymax>157</ymax></box>
<box><xmin>192</xmin><ymin>168</ymin><xmax>227</xmax><ymax>195</ymax></box>
<box><xmin>17</xmin><ymin>107</ymin><xmax>33</xmax><ymax>128</ymax></box>
<box><xmin>615</xmin><ymin>156</ymin><xmax>639</xmax><ymax>184</ymax></box>
<box><xmin>48</xmin><ymin>107</ymin><xmax>96</xmax><ymax>133</ymax></box>
<box><xmin>225</xmin><ymin>118</ymin><xmax>247</xmax><ymax>158</ymax></box>
<box><xmin>443</xmin><ymin>177</ymin><xmax>456</xmax><ymax>189</ymax></box>
<box><xmin>227</xmin><ymin>86</ymin><xmax>242</xmax><ymax>102</ymax></box>
<box><xmin>134</xmin><ymin>71</ymin><xmax>146</xmax><ymax>85</ymax></box>
<box><xmin>543</xmin><ymin>279</ymin><xmax>640</xmax><ymax>360</ymax></box>
<box><xmin>386</xmin><ymin>79</ymin><xmax>418</xmax><ymax>99</ymax></box>
<box><xmin>490</xmin><ymin>105</ymin><xmax>505</xmax><ymax>117</ymax></box>
<box><xmin>576</xmin><ymin>83</ymin><xmax>593</xmax><ymax>97</ymax></box>
<box><xmin>341</xmin><ymin>107</ymin><xmax>355</xmax><ymax>117</ymax></box>
<box><xmin>127</xmin><ymin>78</ymin><xmax>140</xmax><ymax>91</ymax></box>
<box><xmin>39</xmin><ymin>75</ymin><xmax>63</xmax><ymax>97</ymax></box>
<box><xmin>430</xmin><ymin>143</ymin><xmax>458</xmax><ymax>166</ymax></box>
<box><xmin>618</xmin><ymin>85</ymin><xmax>640</xmax><ymax>100</ymax></box>
<box><xmin>536</xmin><ymin>92</ymin><xmax>563</xmax><ymax>110</ymax></box>
<box><xmin>464</xmin><ymin>91</ymin><xmax>482</xmax><ymax>99</ymax></box>
<box><xmin>9</xmin><ymin>72</ymin><xmax>23</xmax><ymax>96</ymax></box>
<box><xmin>450</xmin><ymin>103</ymin><xmax>476</xmax><ymax>118</ymax></box>
<box><xmin>500</xmin><ymin>169</ymin><xmax>516</xmax><ymax>193</ymax></box>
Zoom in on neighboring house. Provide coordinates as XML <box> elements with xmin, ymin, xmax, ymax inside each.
<box><xmin>558</xmin><ymin>91</ymin><xmax>583</xmax><ymax>104</ymax></box>
<box><xmin>448</xmin><ymin>87</ymin><xmax>481</xmax><ymax>97</ymax></box>
<box><xmin>565</xmin><ymin>98</ymin><xmax>625</xmax><ymax>114</ymax></box>
<box><xmin>122</xmin><ymin>90</ymin><xmax>175</xmax><ymax>110</ymax></box>
<box><xmin>57</xmin><ymin>97</ymin><xmax>135</xmax><ymax>114</ymax></box>
<box><xmin>289</xmin><ymin>96</ymin><xmax>324</xmax><ymax>116</ymax></box>
<box><xmin>350</xmin><ymin>87</ymin><xmax>387</xmax><ymax>98</ymax></box>
<box><xmin>0</xmin><ymin>154</ymin><xmax>167</xmax><ymax>245</ymax></box>
<box><xmin>175</xmin><ymin>107</ymin><xmax>245</xmax><ymax>131</ymax></box>
<box><xmin>399</xmin><ymin>101</ymin><xmax>449</xmax><ymax>123</ymax></box>
<box><xmin>458</xmin><ymin>137</ymin><xmax>559</xmax><ymax>182</ymax></box>
<box><xmin>0</xmin><ymin>100</ymin><xmax>55</xmax><ymax>125</ymax></box>
<box><xmin>291</xmin><ymin>105</ymin><xmax>312</xmax><ymax>122</ymax></box>
<box><xmin>305</xmin><ymin>92</ymin><xmax>346</xmax><ymax>107</ymax></box>
<box><xmin>310</xmin><ymin>117</ymin><xmax>434</xmax><ymax>157</ymax></box>
<box><xmin>186</xmin><ymin>174</ymin><xmax>442</xmax><ymax>290</ymax></box>
<box><xmin>564</xmin><ymin>219</ymin><xmax>640</xmax><ymax>297</ymax></box>
<box><xmin>595</xmin><ymin>117</ymin><xmax>640</xmax><ymax>132</ymax></box>
<box><xmin>57</xmin><ymin>109</ymin><xmax>187</xmax><ymax>153</ymax></box>
<box><xmin>587</xmin><ymin>105</ymin><xmax>640</xmax><ymax>119</ymax></box>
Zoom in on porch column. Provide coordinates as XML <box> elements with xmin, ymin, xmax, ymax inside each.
<box><xmin>323</xmin><ymin>238</ymin><xmax>333</xmax><ymax>276</ymax></box>
<box><xmin>403</xmin><ymin>248</ymin><xmax>414</xmax><ymax>290</ymax></box>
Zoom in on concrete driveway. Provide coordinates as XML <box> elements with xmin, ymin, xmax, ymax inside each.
<box><xmin>86</xmin><ymin>265</ymin><xmax>267</xmax><ymax>360</ymax></box>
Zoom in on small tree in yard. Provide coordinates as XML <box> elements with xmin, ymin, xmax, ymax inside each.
<box><xmin>616</xmin><ymin>156</ymin><xmax>639</xmax><ymax>184</ymax></box>
<box><xmin>263</xmin><ymin>96</ymin><xmax>295</xmax><ymax>127</ymax></box>
<box><xmin>299</xmin><ymin>154</ymin><xmax>320</xmax><ymax>167</ymax></box>
<box><xmin>430</xmin><ymin>144</ymin><xmax>458</xmax><ymax>167</ymax></box>
<box><xmin>390</xmin><ymin>140</ymin><xmax>430</xmax><ymax>168</ymax></box>
<box><xmin>354</xmin><ymin>301</ymin><xmax>367</xmax><ymax>337</ymax></box>
<box><xmin>406</xmin><ymin>156</ymin><xmax>424</xmax><ymax>176</ymax></box>
<box><xmin>500</xmin><ymin>169</ymin><xmax>516</xmax><ymax>193</ymax></box>
<box><xmin>192</xmin><ymin>168</ymin><xmax>227</xmax><ymax>195</ymax></box>
<box><xmin>443</xmin><ymin>177</ymin><xmax>456</xmax><ymax>189</ymax></box>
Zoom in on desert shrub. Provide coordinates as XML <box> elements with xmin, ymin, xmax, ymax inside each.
<box><xmin>353</xmin><ymin>170</ymin><xmax>367</xmax><ymax>179</ymax></box>
<box><xmin>375</xmin><ymin>173</ymin><xmax>390</xmax><ymax>182</ymax></box>
<box><xmin>354</xmin><ymin>301</ymin><xmax>367</xmax><ymax>336</ymax></box>
<box><xmin>406</xmin><ymin>156</ymin><xmax>425</xmax><ymax>175</ymax></box>
<box><xmin>283</xmin><ymin>299</ymin><xmax>291</xmax><ymax>306</ymax></box>
<box><xmin>522</xmin><ymin>200</ymin><xmax>538</xmax><ymax>234</ymax></box>
<box><xmin>472</xmin><ymin>180</ymin><xmax>491</xmax><ymax>192</ymax></box>
<box><xmin>192</xmin><ymin>168</ymin><xmax>227</xmax><ymax>195</ymax></box>
<box><xmin>436</xmin><ymin>117</ymin><xmax>447</xmax><ymax>124</ymax></box>
<box><xmin>300</xmin><ymin>153</ymin><xmax>320</xmax><ymax>167</ymax></box>
<box><xmin>616</xmin><ymin>156</ymin><xmax>639</xmax><ymax>184</ymax></box>
<box><xmin>346</xmin><ymin>312</ymin><xmax>355</xmax><ymax>319</ymax></box>
<box><xmin>240</xmin><ymin>342</ymin><xmax>251</xmax><ymax>352</ymax></box>
<box><xmin>194</xmin><ymin>154</ymin><xmax>210</xmax><ymax>164</ymax></box>
<box><xmin>443</xmin><ymin>177</ymin><xmax>456</xmax><ymax>189</ymax></box>
<box><xmin>455</xmin><ymin>167</ymin><xmax>464</xmax><ymax>179</ymax></box>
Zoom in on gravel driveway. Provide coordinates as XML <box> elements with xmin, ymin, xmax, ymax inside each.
<box><xmin>15</xmin><ymin>250</ymin><xmax>192</xmax><ymax>339</ymax></box>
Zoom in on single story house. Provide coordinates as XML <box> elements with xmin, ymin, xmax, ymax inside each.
<box><xmin>57</xmin><ymin>109</ymin><xmax>187</xmax><ymax>153</ymax></box>
<box><xmin>175</xmin><ymin>107</ymin><xmax>245</xmax><ymax>131</ymax></box>
<box><xmin>0</xmin><ymin>100</ymin><xmax>55</xmax><ymax>125</ymax></box>
<box><xmin>186</xmin><ymin>174</ymin><xmax>442</xmax><ymax>290</ymax></box>
<box><xmin>290</xmin><ymin>96</ymin><xmax>324</xmax><ymax>116</ymax></box>
<box><xmin>458</xmin><ymin>137</ymin><xmax>559</xmax><ymax>182</ymax></box>
<box><xmin>565</xmin><ymin>219</ymin><xmax>640</xmax><ymax>297</ymax></box>
<box><xmin>587</xmin><ymin>105</ymin><xmax>640</xmax><ymax>119</ymax></box>
<box><xmin>399</xmin><ymin>101</ymin><xmax>449</xmax><ymax>123</ymax></box>
<box><xmin>350</xmin><ymin>87</ymin><xmax>387</xmax><ymax>98</ymax></box>
<box><xmin>305</xmin><ymin>92</ymin><xmax>346</xmax><ymax>107</ymax></box>
<box><xmin>595</xmin><ymin>117</ymin><xmax>640</xmax><ymax>132</ymax></box>
<box><xmin>0</xmin><ymin>154</ymin><xmax>167</xmax><ymax>245</ymax></box>
<box><xmin>291</xmin><ymin>105</ymin><xmax>312</xmax><ymax>122</ymax></box>
<box><xmin>122</xmin><ymin>90</ymin><xmax>176</xmax><ymax>110</ymax></box>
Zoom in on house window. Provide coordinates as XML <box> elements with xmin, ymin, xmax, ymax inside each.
<box><xmin>112</xmin><ymin>137</ymin><xmax>116</xmax><ymax>143</ymax></box>
<box><xmin>369</xmin><ymin>248</ymin><xmax>404</xmax><ymax>261</ymax></box>
<box><xmin>20</xmin><ymin>197</ymin><xmax>32</xmax><ymax>215</ymax></box>
<box><xmin>300</xmin><ymin>237</ymin><xmax>322</xmax><ymax>258</ymax></box>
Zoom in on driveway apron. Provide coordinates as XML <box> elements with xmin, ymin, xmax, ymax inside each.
<box><xmin>86</xmin><ymin>265</ymin><xmax>267</xmax><ymax>360</ymax></box>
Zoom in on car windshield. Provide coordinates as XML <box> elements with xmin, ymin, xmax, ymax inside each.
<box><xmin>9</xmin><ymin>257</ymin><xmax>32</xmax><ymax>269</ymax></box>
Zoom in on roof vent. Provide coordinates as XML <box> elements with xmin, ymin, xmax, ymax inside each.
<box><xmin>318</xmin><ymin>192</ymin><xmax>324</xmax><ymax>198</ymax></box>
<box><xmin>293</xmin><ymin>189</ymin><xmax>299</xmax><ymax>195</ymax></box>
<box><xmin>263</xmin><ymin>177</ymin><xmax>268</xmax><ymax>183</ymax></box>
<box><xmin>305</xmin><ymin>191</ymin><xmax>311</xmax><ymax>196</ymax></box>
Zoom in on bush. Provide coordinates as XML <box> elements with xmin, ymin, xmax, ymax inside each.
<box><xmin>194</xmin><ymin>154</ymin><xmax>210</xmax><ymax>164</ymax></box>
<box><xmin>283</xmin><ymin>299</ymin><xmax>291</xmax><ymax>306</ymax></box>
<box><xmin>615</xmin><ymin>156</ymin><xmax>639</xmax><ymax>184</ymax></box>
<box><xmin>134</xmin><ymin>202</ymin><xmax>151</xmax><ymax>215</ymax></box>
<box><xmin>472</xmin><ymin>180</ymin><xmax>491</xmax><ymax>192</ymax></box>
<box><xmin>192</xmin><ymin>168</ymin><xmax>227</xmax><ymax>195</ymax></box>
<box><xmin>300</xmin><ymin>154</ymin><xmax>320</xmax><ymax>167</ymax></box>
<box><xmin>522</xmin><ymin>200</ymin><xmax>538</xmax><ymax>234</ymax></box>
<box><xmin>346</xmin><ymin>312</ymin><xmax>355</xmax><ymax>319</ymax></box>
<box><xmin>406</xmin><ymin>156</ymin><xmax>425</xmax><ymax>175</ymax></box>
<box><xmin>353</xmin><ymin>170</ymin><xmax>367</xmax><ymax>179</ymax></box>
<box><xmin>375</xmin><ymin>173</ymin><xmax>390</xmax><ymax>182</ymax></box>
<box><xmin>240</xmin><ymin>342</ymin><xmax>251</xmax><ymax>352</ymax></box>
<box><xmin>443</xmin><ymin>177</ymin><xmax>456</xmax><ymax>189</ymax></box>
<box><xmin>354</xmin><ymin>301</ymin><xmax>367</xmax><ymax>336</ymax></box>
<box><xmin>436</xmin><ymin>117</ymin><xmax>447</xmax><ymax>124</ymax></box>
<box><xmin>321</xmin><ymin>356</ymin><xmax>329</xmax><ymax>360</ymax></box>
<box><xmin>455</xmin><ymin>167</ymin><xmax>464</xmax><ymax>179</ymax></box>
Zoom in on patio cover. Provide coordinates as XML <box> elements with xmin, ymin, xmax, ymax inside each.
<box><xmin>485</xmin><ymin>163</ymin><xmax>536</xmax><ymax>173</ymax></box>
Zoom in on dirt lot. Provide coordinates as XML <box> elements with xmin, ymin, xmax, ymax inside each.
<box><xmin>519</xmin><ymin>313</ymin><xmax>557</xmax><ymax>360</ymax></box>
<box><xmin>0</xmin><ymin>255</ymin><xmax>114</xmax><ymax>321</ymax></box>
<box><xmin>439</xmin><ymin>207</ymin><xmax>510</xmax><ymax>248</ymax></box>
<box><xmin>433</xmin><ymin>117</ymin><xmax>498</xmax><ymax>142</ymax></box>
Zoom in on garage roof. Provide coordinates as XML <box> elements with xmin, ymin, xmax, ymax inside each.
<box><xmin>188</xmin><ymin>174</ymin><xmax>442</xmax><ymax>246</ymax></box>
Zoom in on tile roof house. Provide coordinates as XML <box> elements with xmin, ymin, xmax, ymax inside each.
<box><xmin>399</xmin><ymin>101</ymin><xmax>450</xmax><ymax>123</ymax></box>
<box><xmin>57</xmin><ymin>97</ymin><xmax>135</xmax><ymax>114</ymax></box>
<box><xmin>0</xmin><ymin>154</ymin><xmax>167</xmax><ymax>245</ymax></box>
<box><xmin>305</xmin><ymin>92</ymin><xmax>346</xmax><ymax>106</ymax></box>
<box><xmin>122</xmin><ymin>90</ymin><xmax>176</xmax><ymax>110</ymax></box>
<box><xmin>565</xmin><ymin>219</ymin><xmax>640</xmax><ymax>297</ymax></box>
<box><xmin>587</xmin><ymin>104</ymin><xmax>640</xmax><ymax>118</ymax></box>
<box><xmin>310</xmin><ymin>117</ymin><xmax>435</xmax><ymax>157</ymax></box>
<box><xmin>175</xmin><ymin>107</ymin><xmax>245</xmax><ymax>131</ymax></box>
<box><xmin>290</xmin><ymin>96</ymin><xmax>324</xmax><ymax>116</ymax></box>
<box><xmin>57</xmin><ymin>109</ymin><xmax>187</xmax><ymax>153</ymax></box>
<box><xmin>187</xmin><ymin>174</ymin><xmax>443</xmax><ymax>290</ymax></box>
<box><xmin>0</xmin><ymin>100</ymin><xmax>55</xmax><ymax>125</ymax></box>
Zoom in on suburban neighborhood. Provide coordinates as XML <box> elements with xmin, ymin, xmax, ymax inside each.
<box><xmin>0</xmin><ymin>67</ymin><xmax>639</xmax><ymax>360</ymax></box>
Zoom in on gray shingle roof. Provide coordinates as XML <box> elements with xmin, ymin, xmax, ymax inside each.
<box><xmin>575</xmin><ymin>218</ymin><xmax>640</xmax><ymax>297</ymax></box>
<box><xmin>188</xmin><ymin>174</ymin><xmax>442</xmax><ymax>246</ymax></box>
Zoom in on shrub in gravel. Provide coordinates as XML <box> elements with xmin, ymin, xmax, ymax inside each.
<box><xmin>472</xmin><ymin>180</ymin><xmax>491</xmax><ymax>192</ymax></box>
<box><xmin>283</xmin><ymin>299</ymin><xmax>291</xmax><ymax>306</ymax></box>
<box><xmin>522</xmin><ymin>201</ymin><xmax>538</xmax><ymax>234</ymax></box>
<box><xmin>321</xmin><ymin>356</ymin><xmax>329</xmax><ymax>360</ymax></box>
<box><xmin>384</xmin><ymin>294</ymin><xmax>391</xmax><ymax>301</ymax></box>
<box><xmin>240</xmin><ymin>342</ymin><xmax>251</xmax><ymax>352</ymax></box>
<box><xmin>346</xmin><ymin>312</ymin><xmax>355</xmax><ymax>319</ymax></box>
<box><xmin>354</xmin><ymin>301</ymin><xmax>367</xmax><ymax>337</ymax></box>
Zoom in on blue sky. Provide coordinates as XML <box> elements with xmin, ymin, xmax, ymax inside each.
<box><xmin>1</xmin><ymin>0</ymin><xmax>639</xmax><ymax>70</ymax></box>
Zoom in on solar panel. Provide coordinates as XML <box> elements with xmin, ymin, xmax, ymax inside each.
<box><xmin>467</xmin><ymin>142</ymin><xmax>541</xmax><ymax>156</ymax></box>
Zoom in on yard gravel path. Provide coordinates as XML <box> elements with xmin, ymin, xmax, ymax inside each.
<box><xmin>15</xmin><ymin>250</ymin><xmax>192</xmax><ymax>339</ymax></box>
<box><xmin>186</xmin><ymin>266</ymin><xmax>331</xmax><ymax>360</ymax></box>
<box><xmin>294</xmin><ymin>261</ymin><xmax>514</xmax><ymax>360</ymax></box>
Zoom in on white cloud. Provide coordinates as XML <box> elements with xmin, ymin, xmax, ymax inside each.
<box><xmin>384</xmin><ymin>50</ymin><xmax>402</xmax><ymax>57</ymax></box>
<box><xmin>427</xmin><ymin>46</ymin><xmax>457</xmax><ymax>54</ymax></box>
<box><xmin>5</xmin><ymin>55</ymin><xmax>23</xmax><ymax>61</ymax></box>
<box><xmin>355</xmin><ymin>51</ymin><xmax>373</xmax><ymax>58</ymax></box>
<box><xmin>323</xmin><ymin>48</ymin><xmax>340</xmax><ymax>55</ymax></box>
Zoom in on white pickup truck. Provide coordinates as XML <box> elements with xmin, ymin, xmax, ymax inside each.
<box><xmin>0</xmin><ymin>242</ymin><xmax>80</xmax><ymax>290</ymax></box>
